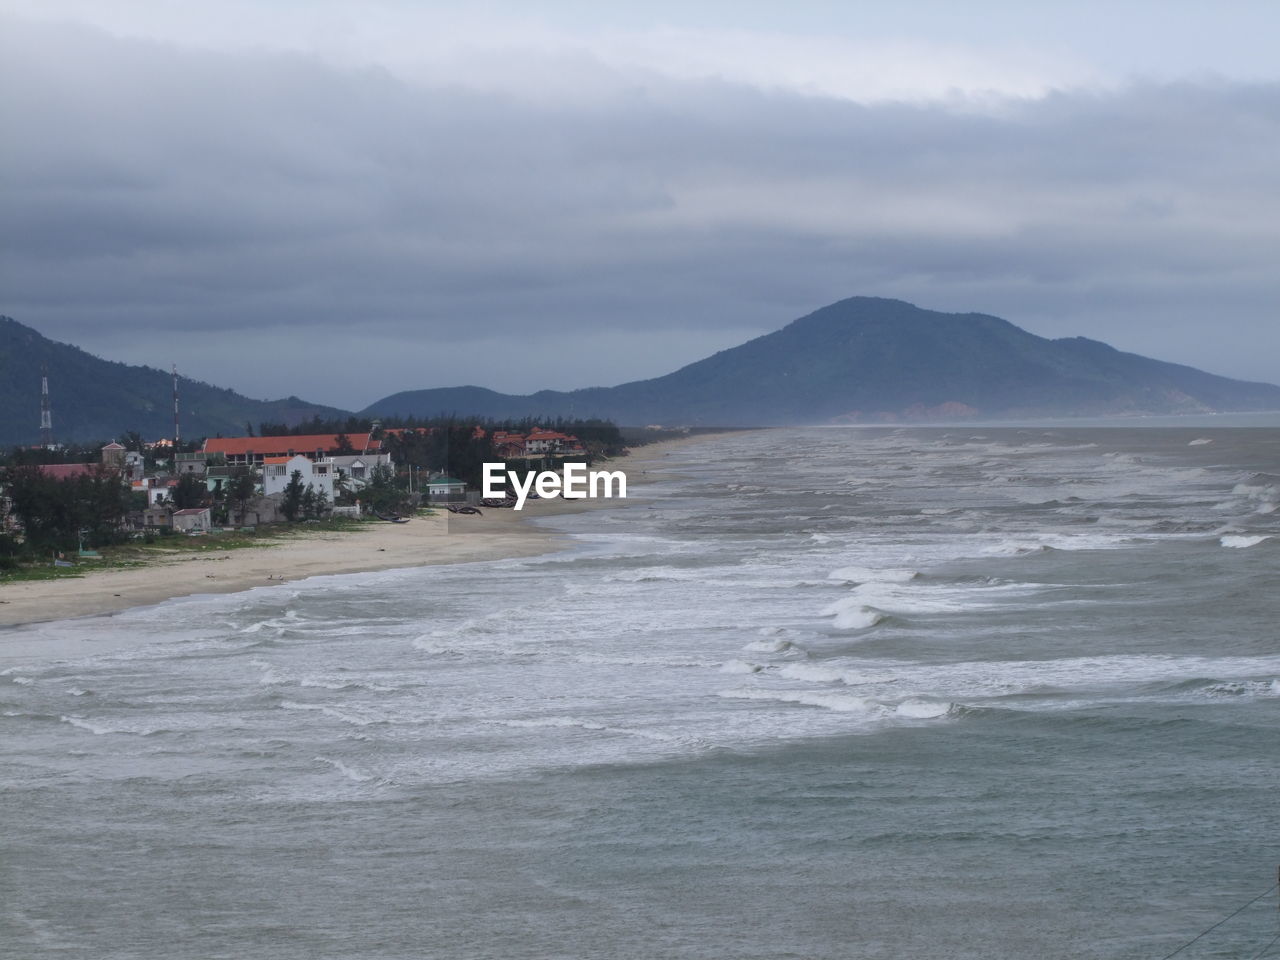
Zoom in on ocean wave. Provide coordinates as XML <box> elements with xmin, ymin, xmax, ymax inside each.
<box><xmin>279</xmin><ymin>700</ymin><xmax>385</xmax><ymax>727</ymax></box>
<box><xmin>819</xmin><ymin>598</ymin><xmax>886</xmax><ymax>631</ymax></box>
<box><xmin>893</xmin><ymin>698</ymin><xmax>956</xmax><ymax>719</ymax></box>
<box><xmin>742</xmin><ymin>636</ymin><xmax>807</xmax><ymax>655</ymax></box>
<box><xmin>717</xmin><ymin>687</ymin><xmax>883</xmax><ymax>715</ymax></box>
<box><xmin>314</xmin><ymin>755</ymin><xmax>380</xmax><ymax>783</ymax></box>
<box><xmin>1220</xmin><ymin>535</ymin><xmax>1268</xmax><ymax>548</ymax></box>
<box><xmin>826</xmin><ymin>565</ymin><xmax>918</xmax><ymax>583</ymax></box>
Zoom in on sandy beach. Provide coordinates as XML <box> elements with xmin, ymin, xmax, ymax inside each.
<box><xmin>0</xmin><ymin>435</ymin><xmax>713</xmax><ymax>629</ymax></box>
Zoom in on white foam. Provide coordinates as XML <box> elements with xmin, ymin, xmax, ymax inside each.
<box><xmin>827</xmin><ymin>565</ymin><xmax>918</xmax><ymax>583</ymax></box>
<box><xmin>718</xmin><ymin>687</ymin><xmax>882</xmax><ymax>714</ymax></box>
<box><xmin>894</xmin><ymin>699</ymin><xmax>953</xmax><ymax>719</ymax></box>
<box><xmin>980</xmin><ymin>540</ymin><xmax>1050</xmax><ymax>556</ymax></box>
<box><xmin>1221</xmin><ymin>535</ymin><xmax>1268</xmax><ymax>548</ymax></box>
<box><xmin>60</xmin><ymin>715</ymin><xmax>114</xmax><ymax>735</ymax></box>
<box><xmin>743</xmin><ymin>637</ymin><xmax>802</xmax><ymax>654</ymax></box>
<box><xmin>280</xmin><ymin>700</ymin><xmax>382</xmax><ymax>726</ymax></box>
<box><xmin>498</xmin><ymin>716</ymin><xmax>608</xmax><ymax>731</ymax></box>
<box><xmin>779</xmin><ymin>663</ymin><xmax>847</xmax><ymax>684</ymax></box>
<box><xmin>314</xmin><ymin>756</ymin><xmax>377</xmax><ymax>783</ymax></box>
<box><xmin>720</xmin><ymin>660</ymin><xmax>762</xmax><ymax>674</ymax></box>
<box><xmin>1188</xmin><ymin>438</ymin><xmax>1214</xmax><ymax>446</ymax></box>
<box><xmin>820</xmin><ymin>598</ymin><xmax>885</xmax><ymax>630</ymax></box>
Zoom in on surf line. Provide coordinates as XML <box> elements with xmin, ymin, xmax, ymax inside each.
<box><xmin>481</xmin><ymin>462</ymin><xmax>627</xmax><ymax>511</ymax></box>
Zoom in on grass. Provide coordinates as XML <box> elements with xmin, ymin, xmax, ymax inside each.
<box><xmin>0</xmin><ymin>513</ymin><xmax>415</xmax><ymax>586</ymax></box>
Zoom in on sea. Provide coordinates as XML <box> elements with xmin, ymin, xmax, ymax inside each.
<box><xmin>2</xmin><ymin>425</ymin><xmax>1278</xmax><ymax>959</ymax></box>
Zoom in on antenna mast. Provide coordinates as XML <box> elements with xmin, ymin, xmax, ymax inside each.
<box><xmin>172</xmin><ymin>364</ymin><xmax>180</xmax><ymax>447</ymax></box>
<box><xmin>40</xmin><ymin>364</ymin><xmax>53</xmax><ymax>448</ymax></box>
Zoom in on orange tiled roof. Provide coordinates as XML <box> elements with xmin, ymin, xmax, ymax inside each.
<box><xmin>203</xmin><ymin>434</ymin><xmax>381</xmax><ymax>456</ymax></box>
<box><xmin>36</xmin><ymin>463</ymin><xmax>96</xmax><ymax>480</ymax></box>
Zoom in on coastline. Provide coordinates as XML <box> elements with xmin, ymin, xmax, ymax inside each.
<box><xmin>0</xmin><ymin>435</ymin><xmax>713</xmax><ymax>629</ymax></box>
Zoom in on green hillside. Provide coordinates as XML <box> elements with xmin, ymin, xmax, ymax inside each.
<box><xmin>0</xmin><ymin>316</ymin><xmax>348</xmax><ymax>445</ymax></box>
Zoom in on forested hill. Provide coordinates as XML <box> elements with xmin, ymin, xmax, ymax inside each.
<box><xmin>363</xmin><ymin>297</ymin><xmax>1280</xmax><ymax>425</ymax></box>
<box><xmin>0</xmin><ymin>316</ymin><xmax>345</xmax><ymax>445</ymax></box>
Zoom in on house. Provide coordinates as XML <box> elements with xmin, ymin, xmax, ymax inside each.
<box><xmin>202</xmin><ymin>433</ymin><xmax>385</xmax><ymax>466</ymax></box>
<box><xmin>426</xmin><ymin>475</ymin><xmax>467</xmax><ymax>502</ymax></box>
<box><xmin>524</xmin><ymin>430</ymin><xmax>586</xmax><ymax>456</ymax></box>
<box><xmin>204</xmin><ymin>465</ymin><xmax>237</xmax><ymax>496</ymax></box>
<box><xmin>101</xmin><ymin>442</ymin><xmax>126</xmax><ymax>468</ymax></box>
<box><xmin>172</xmin><ymin>507</ymin><xmax>211</xmax><ymax>534</ymax></box>
<box><xmin>174</xmin><ymin>451</ymin><xmax>225</xmax><ymax>476</ymax></box>
<box><xmin>134</xmin><ymin>476</ymin><xmax>179</xmax><ymax>506</ymax></box>
<box><xmin>123</xmin><ymin>451</ymin><xmax>145</xmax><ymax>481</ymax></box>
<box><xmin>236</xmin><ymin>494</ymin><xmax>284</xmax><ymax>526</ymax></box>
<box><xmin>261</xmin><ymin>454</ymin><xmax>335</xmax><ymax>500</ymax></box>
<box><xmin>142</xmin><ymin>505</ymin><xmax>172</xmax><ymax>529</ymax></box>
<box><xmin>330</xmin><ymin>453</ymin><xmax>394</xmax><ymax>491</ymax></box>
<box><xmin>36</xmin><ymin>463</ymin><xmax>97</xmax><ymax>481</ymax></box>
<box><xmin>491</xmin><ymin>431</ymin><xmax>527</xmax><ymax>457</ymax></box>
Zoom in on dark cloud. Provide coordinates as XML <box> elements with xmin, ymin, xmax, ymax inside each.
<box><xmin>2</xmin><ymin>17</ymin><xmax>1278</xmax><ymax>409</ymax></box>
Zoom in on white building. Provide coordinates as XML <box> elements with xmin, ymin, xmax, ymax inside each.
<box><xmin>426</xmin><ymin>475</ymin><xmax>466</xmax><ymax>502</ymax></box>
<box><xmin>261</xmin><ymin>454</ymin><xmax>335</xmax><ymax>500</ymax></box>
<box><xmin>330</xmin><ymin>453</ymin><xmax>393</xmax><ymax>491</ymax></box>
<box><xmin>171</xmin><ymin>507</ymin><xmax>211</xmax><ymax>534</ymax></box>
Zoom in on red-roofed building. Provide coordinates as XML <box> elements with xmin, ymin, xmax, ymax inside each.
<box><xmin>491</xmin><ymin>431</ymin><xmax>527</xmax><ymax>457</ymax></box>
<box><xmin>36</xmin><ymin>463</ymin><xmax>98</xmax><ymax>481</ymax></box>
<box><xmin>202</xmin><ymin>433</ymin><xmax>384</xmax><ymax>466</ymax></box>
<box><xmin>524</xmin><ymin>430</ymin><xmax>585</xmax><ymax>455</ymax></box>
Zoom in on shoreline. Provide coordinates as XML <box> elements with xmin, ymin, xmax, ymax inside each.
<box><xmin>0</xmin><ymin>435</ymin><xmax>715</xmax><ymax>630</ymax></box>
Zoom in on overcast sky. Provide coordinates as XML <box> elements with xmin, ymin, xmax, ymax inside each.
<box><xmin>3</xmin><ymin>1</ymin><xmax>1279</xmax><ymax>410</ymax></box>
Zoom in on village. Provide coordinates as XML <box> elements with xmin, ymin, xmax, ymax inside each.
<box><xmin>0</xmin><ymin>421</ymin><xmax>618</xmax><ymax>571</ymax></box>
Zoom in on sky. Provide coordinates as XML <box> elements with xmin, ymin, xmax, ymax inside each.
<box><xmin>2</xmin><ymin>1</ymin><xmax>1279</xmax><ymax>410</ymax></box>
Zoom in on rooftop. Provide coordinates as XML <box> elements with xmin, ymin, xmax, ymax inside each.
<box><xmin>203</xmin><ymin>434</ymin><xmax>382</xmax><ymax>457</ymax></box>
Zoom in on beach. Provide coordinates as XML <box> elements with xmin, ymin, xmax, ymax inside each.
<box><xmin>0</xmin><ymin>437</ymin><xmax>703</xmax><ymax>629</ymax></box>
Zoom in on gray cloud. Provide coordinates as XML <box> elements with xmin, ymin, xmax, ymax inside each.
<box><xmin>3</xmin><ymin>17</ymin><xmax>1279</xmax><ymax>410</ymax></box>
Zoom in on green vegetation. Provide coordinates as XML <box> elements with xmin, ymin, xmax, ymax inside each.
<box><xmin>2</xmin><ymin>464</ymin><xmax>135</xmax><ymax>553</ymax></box>
<box><xmin>0</xmin><ymin>515</ymin><xmax>380</xmax><ymax>585</ymax></box>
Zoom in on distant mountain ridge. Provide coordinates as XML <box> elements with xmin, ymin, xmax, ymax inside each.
<box><xmin>363</xmin><ymin>297</ymin><xmax>1280</xmax><ymax>424</ymax></box>
<box><xmin>0</xmin><ymin>316</ymin><xmax>346</xmax><ymax>445</ymax></box>
<box><xmin>5</xmin><ymin>299</ymin><xmax>1278</xmax><ymax>442</ymax></box>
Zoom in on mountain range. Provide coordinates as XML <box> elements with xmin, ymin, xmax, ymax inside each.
<box><xmin>3</xmin><ymin>298</ymin><xmax>1278</xmax><ymax>444</ymax></box>
<box><xmin>364</xmin><ymin>297</ymin><xmax>1280</xmax><ymax>425</ymax></box>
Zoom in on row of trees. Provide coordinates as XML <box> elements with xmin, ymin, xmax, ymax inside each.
<box><xmin>2</xmin><ymin>464</ymin><xmax>136</xmax><ymax>552</ymax></box>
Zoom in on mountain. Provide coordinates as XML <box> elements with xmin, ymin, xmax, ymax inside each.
<box><xmin>364</xmin><ymin>297</ymin><xmax>1280</xmax><ymax>425</ymax></box>
<box><xmin>0</xmin><ymin>316</ymin><xmax>347</xmax><ymax>445</ymax></box>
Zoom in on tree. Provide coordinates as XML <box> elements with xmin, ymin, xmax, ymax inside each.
<box><xmin>363</xmin><ymin>463</ymin><xmax>403</xmax><ymax>514</ymax></box>
<box><xmin>281</xmin><ymin>470</ymin><xmax>306</xmax><ymax>522</ymax></box>
<box><xmin>3</xmin><ymin>464</ymin><xmax>131</xmax><ymax>551</ymax></box>
<box><xmin>333</xmin><ymin>432</ymin><xmax>356</xmax><ymax>455</ymax></box>
<box><xmin>172</xmin><ymin>473</ymin><xmax>206</xmax><ymax>510</ymax></box>
<box><xmin>228</xmin><ymin>468</ymin><xmax>256</xmax><ymax>526</ymax></box>
<box><xmin>300</xmin><ymin>484</ymin><xmax>317</xmax><ymax>520</ymax></box>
